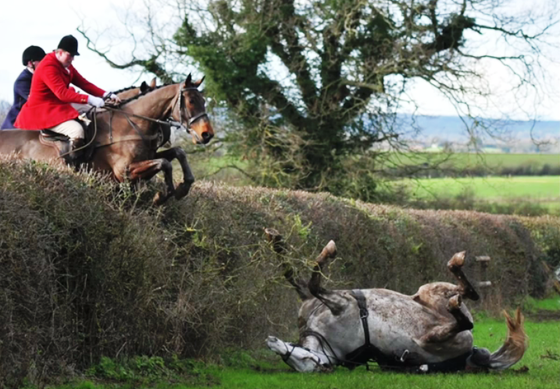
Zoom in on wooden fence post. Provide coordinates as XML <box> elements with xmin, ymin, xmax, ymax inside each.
<box><xmin>475</xmin><ymin>255</ymin><xmax>492</xmax><ymax>301</ymax></box>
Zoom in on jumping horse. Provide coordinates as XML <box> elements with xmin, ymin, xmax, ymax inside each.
<box><xmin>264</xmin><ymin>228</ymin><xmax>528</xmax><ymax>373</ymax></box>
<box><xmin>0</xmin><ymin>75</ymin><xmax>213</xmax><ymax>205</ymax></box>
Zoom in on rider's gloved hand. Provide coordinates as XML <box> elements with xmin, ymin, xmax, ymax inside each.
<box><xmin>88</xmin><ymin>95</ymin><xmax>105</xmax><ymax>108</ymax></box>
<box><xmin>103</xmin><ymin>91</ymin><xmax>122</xmax><ymax>103</ymax></box>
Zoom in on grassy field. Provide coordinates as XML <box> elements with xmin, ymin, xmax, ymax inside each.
<box><xmin>400</xmin><ymin>176</ymin><xmax>560</xmax><ymax>211</ymax></box>
<box><xmin>45</xmin><ymin>299</ymin><xmax>560</xmax><ymax>389</ymax></box>
<box><xmin>382</xmin><ymin>152</ymin><xmax>560</xmax><ymax>171</ymax></box>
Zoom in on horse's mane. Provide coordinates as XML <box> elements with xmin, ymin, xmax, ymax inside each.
<box><xmin>118</xmin><ymin>83</ymin><xmax>178</xmax><ymax>106</ymax></box>
<box><xmin>119</xmin><ymin>82</ymin><xmax>195</xmax><ymax>107</ymax></box>
<box><xmin>112</xmin><ymin>85</ymin><xmax>138</xmax><ymax>94</ymax></box>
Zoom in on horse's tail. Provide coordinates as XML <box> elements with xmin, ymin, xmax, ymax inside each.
<box><xmin>470</xmin><ymin>308</ymin><xmax>528</xmax><ymax>370</ymax></box>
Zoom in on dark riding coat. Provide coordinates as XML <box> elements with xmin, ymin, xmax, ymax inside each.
<box><xmin>15</xmin><ymin>52</ymin><xmax>105</xmax><ymax>130</ymax></box>
<box><xmin>1</xmin><ymin>69</ymin><xmax>32</xmax><ymax>129</ymax></box>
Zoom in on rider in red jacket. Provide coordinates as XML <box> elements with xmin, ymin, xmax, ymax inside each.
<box><xmin>15</xmin><ymin>35</ymin><xmax>120</xmax><ymax>158</ymax></box>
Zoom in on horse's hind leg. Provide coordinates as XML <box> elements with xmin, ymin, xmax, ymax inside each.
<box><xmin>308</xmin><ymin>241</ymin><xmax>349</xmax><ymax>316</ymax></box>
<box><xmin>418</xmin><ymin>295</ymin><xmax>474</xmax><ymax>344</ymax></box>
<box><xmin>155</xmin><ymin>147</ymin><xmax>194</xmax><ymax>200</ymax></box>
<box><xmin>264</xmin><ymin>228</ymin><xmax>311</xmax><ymax>300</ymax></box>
<box><xmin>447</xmin><ymin>251</ymin><xmax>479</xmax><ymax>301</ymax></box>
<box><xmin>127</xmin><ymin>159</ymin><xmax>175</xmax><ymax>205</ymax></box>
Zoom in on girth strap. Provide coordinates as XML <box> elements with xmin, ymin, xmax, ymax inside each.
<box><xmin>350</xmin><ymin>289</ymin><xmax>371</xmax><ymax>346</ymax></box>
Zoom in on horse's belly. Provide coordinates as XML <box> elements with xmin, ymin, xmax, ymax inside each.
<box><xmin>364</xmin><ymin>290</ymin><xmax>473</xmax><ymax>363</ymax></box>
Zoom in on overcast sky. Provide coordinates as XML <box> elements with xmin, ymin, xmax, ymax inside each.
<box><xmin>1</xmin><ymin>0</ymin><xmax>559</xmax><ymax>121</ymax></box>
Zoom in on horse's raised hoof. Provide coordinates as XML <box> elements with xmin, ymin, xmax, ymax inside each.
<box><xmin>174</xmin><ymin>182</ymin><xmax>191</xmax><ymax>199</ymax></box>
<box><xmin>448</xmin><ymin>294</ymin><xmax>462</xmax><ymax>311</ymax></box>
<box><xmin>447</xmin><ymin>251</ymin><xmax>466</xmax><ymax>271</ymax></box>
<box><xmin>323</xmin><ymin>241</ymin><xmax>337</xmax><ymax>259</ymax></box>
<box><xmin>316</xmin><ymin>240</ymin><xmax>337</xmax><ymax>266</ymax></box>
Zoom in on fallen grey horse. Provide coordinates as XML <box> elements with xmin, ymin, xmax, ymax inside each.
<box><xmin>265</xmin><ymin>228</ymin><xmax>528</xmax><ymax>373</ymax></box>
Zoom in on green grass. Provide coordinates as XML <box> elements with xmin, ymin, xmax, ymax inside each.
<box><xmin>383</xmin><ymin>153</ymin><xmax>560</xmax><ymax>171</ymax></box>
<box><xmin>401</xmin><ymin>176</ymin><xmax>560</xmax><ymax>210</ymax></box>
<box><xmin>522</xmin><ymin>297</ymin><xmax>560</xmax><ymax>313</ymax></box>
<box><xmin>43</xmin><ymin>313</ymin><xmax>560</xmax><ymax>389</ymax></box>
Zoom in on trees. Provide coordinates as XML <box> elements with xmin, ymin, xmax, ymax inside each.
<box><xmin>81</xmin><ymin>0</ymin><xmax>558</xmax><ymax>198</ymax></box>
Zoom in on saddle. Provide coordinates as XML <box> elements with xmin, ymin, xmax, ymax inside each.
<box><xmin>39</xmin><ymin>110</ymin><xmax>97</xmax><ymax>165</ymax></box>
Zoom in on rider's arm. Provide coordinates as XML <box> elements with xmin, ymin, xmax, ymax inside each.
<box><xmin>14</xmin><ymin>75</ymin><xmax>31</xmax><ymax>103</ymax></box>
<box><xmin>41</xmin><ymin>62</ymin><xmax>91</xmax><ymax>104</ymax></box>
<box><xmin>70</xmin><ymin>66</ymin><xmax>106</xmax><ymax>98</ymax></box>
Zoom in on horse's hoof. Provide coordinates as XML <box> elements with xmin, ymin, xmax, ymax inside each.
<box><xmin>448</xmin><ymin>294</ymin><xmax>462</xmax><ymax>311</ymax></box>
<box><xmin>174</xmin><ymin>182</ymin><xmax>191</xmax><ymax>199</ymax></box>
<box><xmin>448</xmin><ymin>251</ymin><xmax>466</xmax><ymax>270</ymax></box>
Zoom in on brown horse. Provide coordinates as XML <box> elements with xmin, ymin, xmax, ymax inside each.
<box><xmin>0</xmin><ymin>74</ymin><xmax>213</xmax><ymax>204</ymax></box>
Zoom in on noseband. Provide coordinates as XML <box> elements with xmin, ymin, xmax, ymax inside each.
<box><xmin>281</xmin><ymin>343</ymin><xmax>297</xmax><ymax>362</ymax></box>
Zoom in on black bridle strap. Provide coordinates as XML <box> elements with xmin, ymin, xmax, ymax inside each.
<box><xmin>300</xmin><ymin>330</ymin><xmax>340</xmax><ymax>367</ymax></box>
<box><xmin>282</xmin><ymin>344</ymin><xmax>296</xmax><ymax>362</ymax></box>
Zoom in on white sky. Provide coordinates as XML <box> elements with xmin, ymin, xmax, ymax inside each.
<box><xmin>1</xmin><ymin>0</ymin><xmax>559</xmax><ymax>121</ymax></box>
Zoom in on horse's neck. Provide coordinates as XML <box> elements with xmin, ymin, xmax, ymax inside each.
<box><xmin>126</xmin><ymin>85</ymin><xmax>177</xmax><ymax>119</ymax></box>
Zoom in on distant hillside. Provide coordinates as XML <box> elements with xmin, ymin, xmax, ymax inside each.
<box><xmin>397</xmin><ymin>115</ymin><xmax>559</xmax><ymax>153</ymax></box>
<box><xmin>403</xmin><ymin>115</ymin><xmax>559</xmax><ymax>140</ymax></box>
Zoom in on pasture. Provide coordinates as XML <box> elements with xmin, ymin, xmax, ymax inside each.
<box><xmin>382</xmin><ymin>152</ymin><xmax>560</xmax><ymax>173</ymax></box>
<box><xmin>400</xmin><ymin>176</ymin><xmax>560</xmax><ymax>211</ymax></box>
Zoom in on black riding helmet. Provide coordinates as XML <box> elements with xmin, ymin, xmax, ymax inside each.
<box><xmin>57</xmin><ymin>35</ymin><xmax>80</xmax><ymax>56</ymax></box>
<box><xmin>22</xmin><ymin>45</ymin><xmax>46</xmax><ymax>66</ymax></box>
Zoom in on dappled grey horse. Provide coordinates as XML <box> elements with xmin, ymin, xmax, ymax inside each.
<box><xmin>265</xmin><ymin>228</ymin><xmax>528</xmax><ymax>373</ymax></box>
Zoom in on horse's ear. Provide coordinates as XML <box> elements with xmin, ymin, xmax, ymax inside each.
<box><xmin>140</xmin><ymin>81</ymin><xmax>149</xmax><ymax>93</ymax></box>
<box><xmin>194</xmin><ymin>76</ymin><xmax>205</xmax><ymax>88</ymax></box>
<box><xmin>185</xmin><ymin>73</ymin><xmax>192</xmax><ymax>86</ymax></box>
<box><xmin>149</xmin><ymin>77</ymin><xmax>156</xmax><ymax>88</ymax></box>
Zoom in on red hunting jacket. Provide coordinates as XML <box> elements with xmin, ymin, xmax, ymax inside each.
<box><xmin>15</xmin><ymin>52</ymin><xmax>105</xmax><ymax>130</ymax></box>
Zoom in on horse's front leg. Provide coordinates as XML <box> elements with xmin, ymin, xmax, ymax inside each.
<box><xmin>155</xmin><ymin>147</ymin><xmax>194</xmax><ymax>200</ymax></box>
<box><xmin>127</xmin><ymin>158</ymin><xmax>175</xmax><ymax>205</ymax></box>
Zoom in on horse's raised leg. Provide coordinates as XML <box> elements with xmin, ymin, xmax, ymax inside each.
<box><xmin>308</xmin><ymin>241</ymin><xmax>348</xmax><ymax>315</ymax></box>
<box><xmin>447</xmin><ymin>251</ymin><xmax>479</xmax><ymax>301</ymax></box>
<box><xmin>127</xmin><ymin>159</ymin><xmax>175</xmax><ymax>205</ymax></box>
<box><xmin>264</xmin><ymin>228</ymin><xmax>311</xmax><ymax>300</ymax></box>
<box><xmin>154</xmin><ymin>147</ymin><xmax>194</xmax><ymax>200</ymax></box>
<box><xmin>418</xmin><ymin>294</ymin><xmax>474</xmax><ymax>344</ymax></box>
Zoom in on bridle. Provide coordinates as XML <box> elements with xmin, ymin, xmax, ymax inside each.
<box><xmin>278</xmin><ymin>330</ymin><xmax>341</xmax><ymax>370</ymax></box>
<box><xmin>281</xmin><ymin>343</ymin><xmax>297</xmax><ymax>363</ymax></box>
<box><xmin>173</xmin><ymin>82</ymin><xmax>208</xmax><ymax>138</ymax></box>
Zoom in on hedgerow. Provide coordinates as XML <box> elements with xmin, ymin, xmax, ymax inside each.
<box><xmin>0</xmin><ymin>158</ymin><xmax>557</xmax><ymax>387</ymax></box>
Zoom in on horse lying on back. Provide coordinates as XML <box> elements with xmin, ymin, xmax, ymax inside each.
<box><xmin>265</xmin><ymin>228</ymin><xmax>528</xmax><ymax>373</ymax></box>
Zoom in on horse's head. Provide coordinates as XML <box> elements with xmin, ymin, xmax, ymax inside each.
<box><xmin>172</xmin><ymin>74</ymin><xmax>214</xmax><ymax>145</ymax></box>
<box><xmin>266</xmin><ymin>336</ymin><xmax>329</xmax><ymax>372</ymax></box>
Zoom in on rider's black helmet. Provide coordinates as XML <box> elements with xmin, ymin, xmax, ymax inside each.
<box><xmin>22</xmin><ymin>45</ymin><xmax>46</xmax><ymax>66</ymax></box>
<box><xmin>57</xmin><ymin>35</ymin><xmax>80</xmax><ymax>56</ymax></box>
